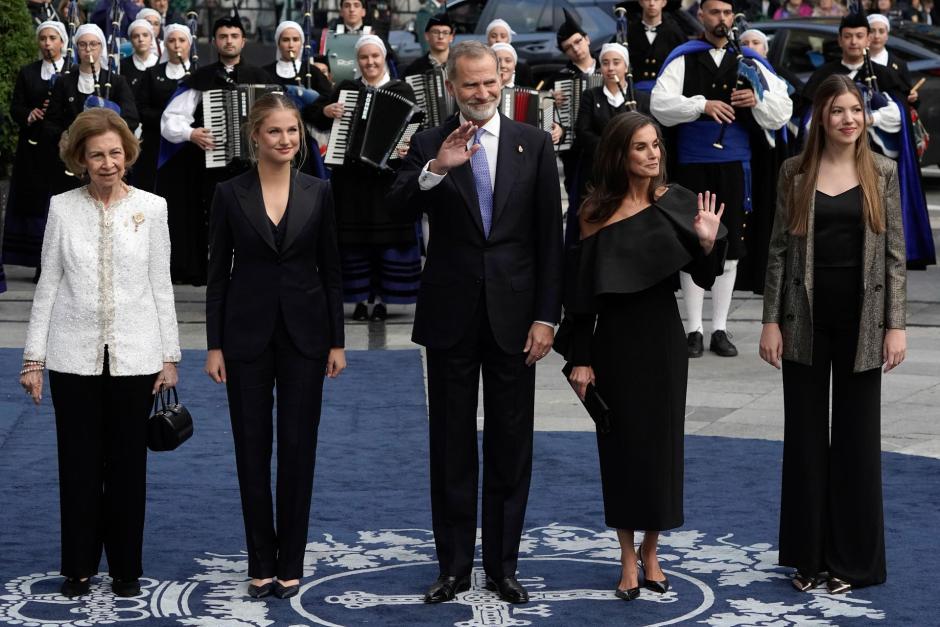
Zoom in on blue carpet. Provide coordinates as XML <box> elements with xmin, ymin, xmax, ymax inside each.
<box><xmin>0</xmin><ymin>348</ymin><xmax>937</xmax><ymax>626</ymax></box>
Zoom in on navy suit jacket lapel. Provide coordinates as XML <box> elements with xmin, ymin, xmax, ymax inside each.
<box><xmin>282</xmin><ymin>172</ymin><xmax>314</xmax><ymax>253</ymax></box>
<box><xmin>491</xmin><ymin>115</ymin><xmax>518</xmax><ymax>231</ymax></box>
<box><xmin>234</xmin><ymin>169</ymin><xmax>278</xmax><ymax>252</ymax></box>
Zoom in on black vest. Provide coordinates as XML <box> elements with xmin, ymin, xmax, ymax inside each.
<box><xmin>627</xmin><ymin>17</ymin><xmax>685</xmax><ymax>83</ymax></box>
<box><xmin>681</xmin><ymin>48</ymin><xmax>756</xmax><ymax>127</ymax></box>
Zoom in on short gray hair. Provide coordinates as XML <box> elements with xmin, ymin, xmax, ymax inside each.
<box><xmin>446</xmin><ymin>40</ymin><xmax>498</xmax><ymax>84</ymax></box>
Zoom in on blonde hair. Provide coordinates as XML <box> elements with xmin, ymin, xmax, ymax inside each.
<box><xmin>790</xmin><ymin>74</ymin><xmax>884</xmax><ymax>235</ymax></box>
<box><xmin>243</xmin><ymin>92</ymin><xmax>307</xmax><ymax>166</ymax></box>
<box><xmin>59</xmin><ymin>108</ymin><xmax>139</xmax><ymax>177</ymax></box>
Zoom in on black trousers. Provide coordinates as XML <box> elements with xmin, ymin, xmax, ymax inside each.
<box><xmin>425</xmin><ymin>295</ymin><xmax>536</xmax><ymax>579</ymax></box>
<box><xmin>48</xmin><ymin>353</ymin><xmax>155</xmax><ymax>580</ymax></box>
<box><xmin>779</xmin><ymin>267</ymin><xmax>886</xmax><ymax>587</ymax></box>
<box><xmin>225</xmin><ymin>314</ymin><xmax>327</xmax><ymax>580</ymax></box>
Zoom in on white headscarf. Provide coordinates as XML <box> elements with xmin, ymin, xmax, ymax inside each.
<box><xmin>600</xmin><ymin>42</ymin><xmax>629</xmax><ymax>68</ymax></box>
<box><xmin>485</xmin><ymin>19</ymin><xmax>516</xmax><ymax>43</ymax></box>
<box><xmin>355</xmin><ymin>33</ymin><xmax>387</xmax><ymax>57</ymax></box>
<box><xmin>36</xmin><ymin>19</ymin><xmax>68</xmax><ymax>46</ymax></box>
<box><xmin>740</xmin><ymin>28</ymin><xmax>768</xmax><ymax>50</ymax></box>
<box><xmin>74</xmin><ymin>23</ymin><xmax>108</xmax><ymax>68</ymax></box>
<box><xmin>274</xmin><ymin>21</ymin><xmax>305</xmax><ymax>63</ymax></box>
<box><xmin>128</xmin><ymin>18</ymin><xmax>155</xmax><ymax>38</ymax></box>
<box><xmin>490</xmin><ymin>42</ymin><xmax>517</xmax><ymax>62</ymax></box>
<box><xmin>868</xmin><ymin>14</ymin><xmax>890</xmax><ymax>31</ymax></box>
<box><xmin>136</xmin><ymin>7</ymin><xmax>161</xmax><ymax>26</ymax></box>
<box><xmin>163</xmin><ymin>23</ymin><xmax>192</xmax><ymax>43</ymax></box>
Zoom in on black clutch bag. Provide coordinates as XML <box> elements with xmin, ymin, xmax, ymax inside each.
<box><xmin>562</xmin><ymin>362</ymin><xmax>611</xmax><ymax>434</ymax></box>
<box><xmin>147</xmin><ymin>387</ymin><xmax>193</xmax><ymax>452</ymax></box>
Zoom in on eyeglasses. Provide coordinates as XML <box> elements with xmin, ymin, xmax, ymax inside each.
<box><xmin>77</xmin><ymin>41</ymin><xmax>102</xmax><ymax>49</ymax></box>
<box><xmin>561</xmin><ymin>36</ymin><xmax>585</xmax><ymax>53</ymax></box>
<box><xmin>427</xmin><ymin>29</ymin><xmax>452</xmax><ymax>38</ymax></box>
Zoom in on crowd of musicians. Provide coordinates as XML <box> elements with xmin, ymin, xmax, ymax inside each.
<box><xmin>8</xmin><ymin>0</ymin><xmax>932</xmax><ymax>608</ymax></box>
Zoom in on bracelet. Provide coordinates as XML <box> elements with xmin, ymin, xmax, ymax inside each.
<box><xmin>20</xmin><ymin>365</ymin><xmax>44</xmax><ymax>376</ymax></box>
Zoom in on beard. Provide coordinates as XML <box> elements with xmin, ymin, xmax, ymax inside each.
<box><xmin>711</xmin><ymin>24</ymin><xmax>729</xmax><ymax>39</ymax></box>
<box><xmin>457</xmin><ymin>98</ymin><xmax>498</xmax><ymax>122</ymax></box>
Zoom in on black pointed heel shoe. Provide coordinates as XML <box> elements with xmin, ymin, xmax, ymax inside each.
<box><xmin>274</xmin><ymin>581</ymin><xmax>300</xmax><ymax>599</ymax></box>
<box><xmin>792</xmin><ymin>571</ymin><xmax>825</xmax><ymax>592</ymax></box>
<box><xmin>247</xmin><ymin>580</ymin><xmax>275</xmax><ymax>598</ymax></box>
<box><xmin>615</xmin><ymin>586</ymin><xmax>640</xmax><ymax>601</ymax></box>
<box><xmin>638</xmin><ymin>559</ymin><xmax>670</xmax><ymax>594</ymax></box>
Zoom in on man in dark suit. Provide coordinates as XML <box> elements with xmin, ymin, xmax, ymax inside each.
<box><xmin>388</xmin><ymin>40</ymin><xmax>563</xmax><ymax>605</ymax></box>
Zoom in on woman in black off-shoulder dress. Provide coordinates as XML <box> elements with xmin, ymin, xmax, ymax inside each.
<box><xmin>562</xmin><ymin>112</ymin><xmax>727</xmax><ymax>602</ymax></box>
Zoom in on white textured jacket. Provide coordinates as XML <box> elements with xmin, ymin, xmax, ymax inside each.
<box><xmin>24</xmin><ymin>187</ymin><xmax>181</xmax><ymax>375</ymax></box>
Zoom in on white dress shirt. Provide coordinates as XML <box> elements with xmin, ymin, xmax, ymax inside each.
<box><xmin>650</xmin><ymin>47</ymin><xmax>792</xmax><ymax>131</ymax></box>
<box><xmin>276</xmin><ymin>58</ymin><xmax>301</xmax><ymax>79</ymax></box>
<box><xmin>133</xmin><ymin>52</ymin><xmax>159</xmax><ymax>71</ymax></box>
<box><xmin>40</xmin><ymin>58</ymin><xmax>64</xmax><ymax>80</ymax></box>
<box><xmin>165</xmin><ymin>61</ymin><xmax>186</xmax><ymax>80</ymax></box>
<box><xmin>603</xmin><ymin>85</ymin><xmax>624</xmax><ymax>108</ymax></box>
<box><xmin>24</xmin><ymin>187</ymin><xmax>181</xmax><ymax>375</ymax></box>
<box><xmin>78</xmin><ymin>69</ymin><xmax>95</xmax><ymax>95</ymax></box>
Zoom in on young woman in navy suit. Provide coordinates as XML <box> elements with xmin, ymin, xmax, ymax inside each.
<box><xmin>204</xmin><ymin>93</ymin><xmax>346</xmax><ymax>600</ymax></box>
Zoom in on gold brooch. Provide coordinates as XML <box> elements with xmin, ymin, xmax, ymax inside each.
<box><xmin>132</xmin><ymin>212</ymin><xmax>145</xmax><ymax>232</ymax></box>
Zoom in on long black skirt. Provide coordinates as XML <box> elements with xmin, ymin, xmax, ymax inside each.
<box><xmin>591</xmin><ymin>281</ymin><xmax>687</xmax><ymax>531</ymax></box>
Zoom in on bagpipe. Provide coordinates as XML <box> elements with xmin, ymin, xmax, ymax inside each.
<box><xmin>186</xmin><ymin>10</ymin><xmax>200</xmax><ymax>75</ymax></box>
<box><xmin>713</xmin><ymin>13</ymin><xmax>767</xmax><ymax>150</ymax></box>
<box><xmin>612</xmin><ymin>5</ymin><xmax>637</xmax><ymax>112</ymax></box>
<box><xmin>278</xmin><ymin>0</ymin><xmax>322</xmax><ymax>109</ymax></box>
<box><xmin>63</xmin><ymin>0</ymin><xmax>80</xmax><ymax>76</ymax></box>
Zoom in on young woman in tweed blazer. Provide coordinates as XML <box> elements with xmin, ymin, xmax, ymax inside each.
<box><xmin>759</xmin><ymin>74</ymin><xmax>906</xmax><ymax>595</ymax></box>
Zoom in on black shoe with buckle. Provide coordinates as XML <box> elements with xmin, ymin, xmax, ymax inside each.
<box><xmin>424</xmin><ymin>573</ymin><xmax>471</xmax><ymax>603</ymax></box>
<box><xmin>370</xmin><ymin>303</ymin><xmax>388</xmax><ymax>321</ymax></box>
<box><xmin>352</xmin><ymin>302</ymin><xmax>369</xmax><ymax>321</ymax></box>
<box><xmin>709</xmin><ymin>330</ymin><xmax>738</xmax><ymax>357</ymax></box>
<box><xmin>687</xmin><ymin>331</ymin><xmax>704</xmax><ymax>358</ymax></box>
<box><xmin>485</xmin><ymin>576</ymin><xmax>529</xmax><ymax>604</ymax></box>
<box><xmin>60</xmin><ymin>577</ymin><xmax>91</xmax><ymax>598</ymax></box>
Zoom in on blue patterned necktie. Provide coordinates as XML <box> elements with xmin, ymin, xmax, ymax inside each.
<box><xmin>470</xmin><ymin>128</ymin><xmax>493</xmax><ymax>238</ymax></box>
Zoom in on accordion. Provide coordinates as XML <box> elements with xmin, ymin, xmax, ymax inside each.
<box><xmin>500</xmin><ymin>87</ymin><xmax>554</xmax><ymax>136</ymax></box>
<box><xmin>325</xmin><ymin>87</ymin><xmax>425</xmax><ymax>170</ymax></box>
<box><xmin>203</xmin><ymin>84</ymin><xmax>282</xmax><ymax>169</ymax></box>
<box><xmin>553</xmin><ymin>74</ymin><xmax>604</xmax><ymax>152</ymax></box>
<box><xmin>405</xmin><ymin>69</ymin><xmax>455</xmax><ymax>128</ymax></box>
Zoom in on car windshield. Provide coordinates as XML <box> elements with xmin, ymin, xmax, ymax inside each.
<box><xmin>480</xmin><ymin>0</ymin><xmax>556</xmax><ymax>33</ymax></box>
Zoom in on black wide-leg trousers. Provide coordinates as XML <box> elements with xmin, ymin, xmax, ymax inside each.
<box><xmin>225</xmin><ymin>316</ymin><xmax>327</xmax><ymax>580</ymax></box>
<box><xmin>48</xmin><ymin>352</ymin><xmax>155</xmax><ymax>581</ymax></box>
<box><xmin>779</xmin><ymin>267</ymin><xmax>886</xmax><ymax>587</ymax></box>
<box><xmin>425</xmin><ymin>296</ymin><xmax>536</xmax><ymax>580</ymax></box>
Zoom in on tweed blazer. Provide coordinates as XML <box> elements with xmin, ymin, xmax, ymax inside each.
<box><xmin>762</xmin><ymin>154</ymin><xmax>907</xmax><ymax>372</ymax></box>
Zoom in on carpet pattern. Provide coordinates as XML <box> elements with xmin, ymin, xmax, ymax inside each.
<box><xmin>0</xmin><ymin>348</ymin><xmax>937</xmax><ymax>626</ymax></box>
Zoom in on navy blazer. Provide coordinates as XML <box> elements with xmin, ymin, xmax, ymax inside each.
<box><xmin>206</xmin><ymin>169</ymin><xmax>345</xmax><ymax>361</ymax></box>
<box><xmin>387</xmin><ymin>114</ymin><xmax>564</xmax><ymax>354</ymax></box>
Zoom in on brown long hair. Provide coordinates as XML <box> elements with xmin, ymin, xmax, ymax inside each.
<box><xmin>790</xmin><ymin>74</ymin><xmax>884</xmax><ymax>235</ymax></box>
<box><xmin>580</xmin><ymin>112</ymin><xmax>668</xmax><ymax>224</ymax></box>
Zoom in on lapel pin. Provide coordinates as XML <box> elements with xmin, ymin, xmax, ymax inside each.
<box><xmin>517</xmin><ymin>145</ymin><xmax>523</xmax><ymax>153</ymax></box>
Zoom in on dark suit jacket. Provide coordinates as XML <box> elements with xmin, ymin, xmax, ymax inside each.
<box><xmin>387</xmin><ymin>114</ymin><xmax>564</xmax><ymax>354</ymax></box>
<box><xmin>206</xmin><ymin>169</ymin><xmax>345</xmax><ymax>361</ymax></box>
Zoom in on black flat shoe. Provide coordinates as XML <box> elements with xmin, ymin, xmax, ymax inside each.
<box><xmin>370</xmin><ymin>303</ymin><xmax>388</xmax><ymax>321</ymax></box>
<box><xmin>485</xmin><ymin>576</ymin><xmax>529</xmax><ymax>604</ymax></box>
<box><xmin>352</xmin><ymin>303</ymin><xmax>369</xmax><ymax>321</ymax></box>
<box><xmin>615</xmin><ymin>586</ymin><xmax>640</xmax><ymax>601</ymax></box>
<box><xmin>60</xmin><ymin>577</ymin><xmax>90</xmax><ymax>598</ymax></box>
<box><xmin>687</xmin><ymin>331</ymin><xmax>704</xmax><ymax>358</ymax></box>
<box><xmin>273</xmin><ymin>581</ymin><xmax>300</xmax><ymax>599</ymax></box>
<box><xmin>112</xmin><ymin>578</ymin><xmax>141</xmax><ymax>597</ymax></box>
<box><xmin>709</xmin><ymin>330</ymin><xmax>738</xmax><ymax>357</ymax></box>
<box><xmin>638</xmin><ymin>559</ymin><xmax>670</xmax><ymax>594</ymax></box>
<box><xmin>792</xmin><ymin>571</ymin><xmax>825</xmax><ymax>592</ymax></box>
<box><xmin>424</xmin><ymin>573</ymin><xmax>471</xmax><ymax>603</ymax></box>
<box><xmin>247</xmin><ymin>581</ymin><xmax>275</xmax><ymax>598</ymax></box>
<box><xmin>826</xmin><ymin>576</ymin><xmax>852</xmax><ymax>594</ymax></box>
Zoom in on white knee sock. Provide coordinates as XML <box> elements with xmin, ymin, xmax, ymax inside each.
<box><xmin>711</xmin><ymin>259</ymin><xmax>738</xmax><ymax>332</ymax></box>
<box><xmin>679</xmin><ymin>271</ymin><xmax>704</xmax><ymax>334</ymax></box>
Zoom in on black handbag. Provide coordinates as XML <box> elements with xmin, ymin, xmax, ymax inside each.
<box><xmin>561</xmin><ymin>362</ymin><xmax>611</xmax><ymax>434</ymax></box>
<box><xmin>147</xmin><ymin>386</ymin><xmax>193</xmax><ymax>452</ymax></box>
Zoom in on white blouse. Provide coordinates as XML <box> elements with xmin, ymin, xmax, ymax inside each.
<box><xmin>24</xmin><ymin>187</ymin><xmax>181</xmax><ymax>375</ymax></box>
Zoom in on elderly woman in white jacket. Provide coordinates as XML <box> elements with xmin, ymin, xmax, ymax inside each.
<box><xmin>19</xmin><ymin>108</ymin><xmax>180</xmax><ymax>600</ymax></box>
